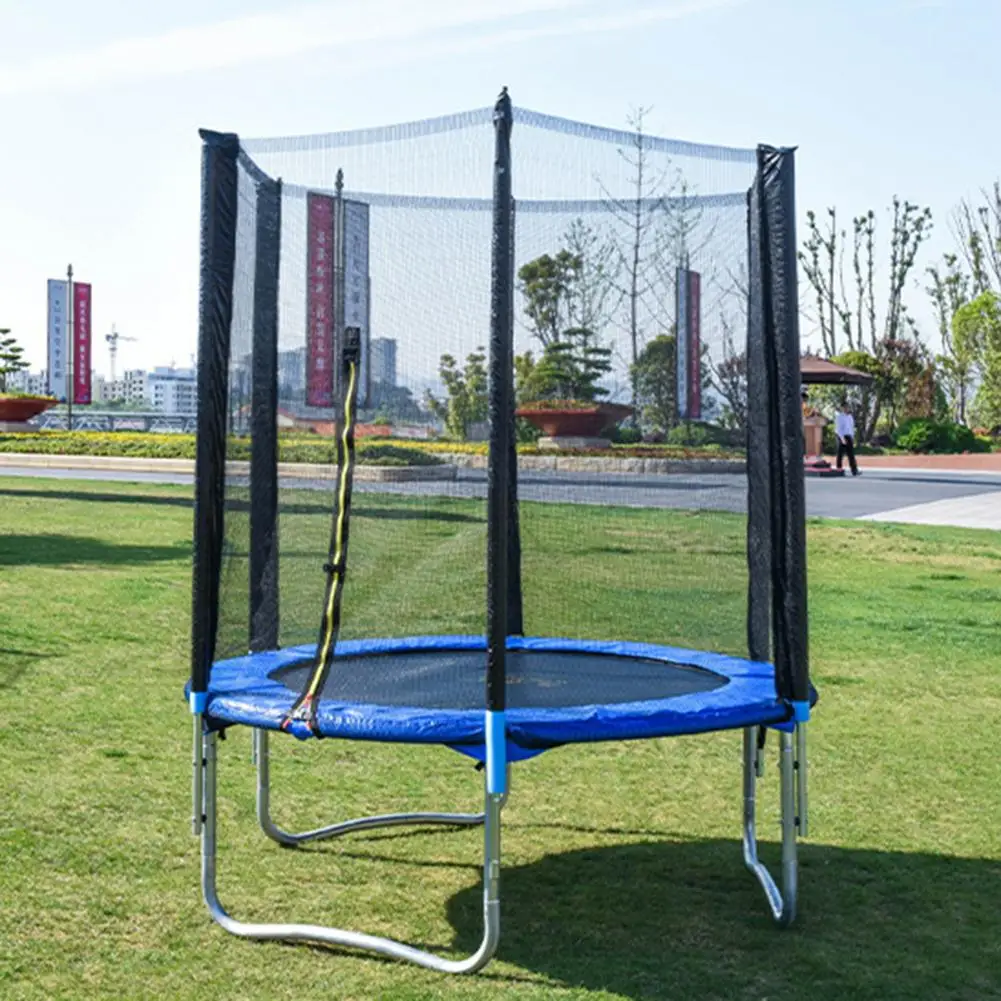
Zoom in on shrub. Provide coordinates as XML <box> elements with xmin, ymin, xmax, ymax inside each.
<box><xmin>665</xmin><ymin>421</ymin><xmax>741</xmax><ymax>448</ymax></box>
<box><xmin>608</xmin><ymin>424</ymin><xmax>643</xmax><ymax>445</ymax></box>
<box><xmin>892</xmin><ymin>418</ymin><xmax>988</xmax><ymax>454</ymax></box>
<box><xmin>355</xmin><ymin>443</ymin><xmax>443</xmax><ymax>467</ymax></box>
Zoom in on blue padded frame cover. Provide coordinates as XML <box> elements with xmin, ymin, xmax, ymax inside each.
<box><xmin>195</xmin><ymin>636</ymin><xmax>808</xmax><ymax>759</ymax></box>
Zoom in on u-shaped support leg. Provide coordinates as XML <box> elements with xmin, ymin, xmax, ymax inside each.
<box><xmin>742</xmin><ymin>724</ymin><xmax>804</xmax><ymax>927</ymax></box>
<box><xmin>252</xmin><ymin>728</ymin><xmax>488</xmax><ymax>846</ymax></box>
<box><xmin>200</xmin><ymin>728</ymin><xmax>503</xmax><ymax>973</ymax></box>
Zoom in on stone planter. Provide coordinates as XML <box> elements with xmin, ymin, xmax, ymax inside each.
<box><xmin>516</xmin><ymin>402</ymin><xmax>633</xmax><ymax>450</ymax></box>
<box><xmin>0</xmin><ymin>395</ymin><xmax>57</xmax><ymax>431</ymax></box>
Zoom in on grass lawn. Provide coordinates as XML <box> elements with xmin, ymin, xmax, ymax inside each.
<box><xmin>0</xmin><ymin>476</ymin><xmax>999</xmax><ymax>1001</ymax></box>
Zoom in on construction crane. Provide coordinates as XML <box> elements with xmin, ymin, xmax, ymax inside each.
<box><xmin>105</xmin><ymin>325</ymin><xmax>137</xmax><ymax>383</ymax></box>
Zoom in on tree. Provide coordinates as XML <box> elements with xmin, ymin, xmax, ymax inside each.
<box><xmin>877</xmin><ymin>337</ymin><xmax>927</xmax><ymax>432</ymax></box>
<box><xmin>631</xmin><ymin>334</ymin><xmax>676</xmax><ymax>432</ymax></box>
<box><xmin>369</xmin><ymin>382</ymin><xmax>423</xmax><ymax>423</ymax></box>
<box><xmin>516</xmin><ymin>331</ymin><xmax>612</xmax><ymax>404</ymax></box>
<box><xmin>952</xmin><ymin>183</ymin><xmax>1001</xmax><ymax>297</ymax></box>
<box><xmin>424</xmin><ymin>349</ymin><xmax>488</xmax><ymax>440</ymax></box>
<box><xmin>799</xmin><ymin>200</ymin><xmax>933</xmax><ymax>356</ymax></box>
<box><xmin>954</xmin><ymin>292</ymin><xmax>1001</xmax><ymax>431</ymax></box>
<box><xmin>0</xmin><ymin>329</ymin><xmax>29</xmax><ymax>392</ymax></box>
<box><xmin>599</xmin><ymin>108</ymin><xmax>687</xmax><ymax>412</ymax></box>
<box><xmin>517</xmin><ymin>251</ymin><xmax>581</xmax><ymax>348</ymax></box>
<box><xmin>927</xmin><ymin>253</ymin><xmax>974</xmax><ymax>422</ymax></box>
<box><xmin>562</xmin><ymin>218</ymin><xmax>619</xmax><ymax>338</ymax></box>
<box><xmin>708</xmin><ymin>315</ymin><xmax>748</xmax><ymax>431</ymax></box>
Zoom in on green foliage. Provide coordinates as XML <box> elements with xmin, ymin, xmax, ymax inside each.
<box><xmin>519</xmin><ymin>332</ymin><xmax>612</xmax><ymax>404</ymax></box>
<box><xmin>665</xmin><ymin>421</ymin><xmax>742</xmax><ymax>448</ymax></box>
<box><xmin>608</xmin><ymin>424</ymin><xmax>643</xmax><ymax>445</ymax></box>
<box><xmin>0</xmin><ymin>390</ymin><xmax>52</xmax><ymax>400</ymax></box>
<box><xmin>892</xmin><ymin>418</ymin><xmax>987</xmax><ymax>454</ymax></box>
<box><xmin>368</xmin><ymin>382</ymin><xmax>422</xmax><ymax>423</ymax></box>
<box><xmin>824</xmin><ymin>346</ymin><xmax>932</xmax><ymax>442</ymax></box>
<box><xmin>424</xmin><ymin>349</ymin><xmax>488</xmax><ymax>440</ymax></box>
<box><xmin>517</xmin><ymin>251</ymin><xmax>582</xmax><ymax>347</ymax></box>
<box><xmin>354</xmin><ymin>443</ymin><xmax>443</xmax><ymax>467</ymax></box>
<box><xmin>954</xmin><ymin>291</ymin><xmax>1001</xmax><ymax>431</ymax></box>
<box><xmin>0</xmin><ymin>330</ymin><xmax>29</xmax><ymax>392</ymax></box>
<box><xmin>631</xmin><ymin>334</ymin><xmax>676</xmax><ymax>432</ymax></box>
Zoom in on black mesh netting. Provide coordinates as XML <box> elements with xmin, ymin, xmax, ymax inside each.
<box><xmin>210</xmin><ymin>103</ymin><xmax>781</xmax><ymax>700</ymax></box>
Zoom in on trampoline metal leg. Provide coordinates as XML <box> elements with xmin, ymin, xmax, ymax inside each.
<box><xmin>742</xmin><ymin>725</ymin><xmax>800</xmax><ymax>927</ymax></box>
<box><xmin>202</xmin><ymin>730</ymin><xmax>503</xmax><ymax>973</ymax></box>
<box><xmin>252</xmin><ymin>728</ymin><xmax>487</xmax><ymax>846</ymax></box>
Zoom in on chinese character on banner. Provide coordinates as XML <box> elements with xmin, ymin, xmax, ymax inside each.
<box><xmin>73</xmin><ymin>283</ymin><xmax>92</xmax><ymax>404</ymax></box>
<box><xmin>306</xmin><ymin>193</ymin><xmax>336</xmax><ymax>407</ymax></box>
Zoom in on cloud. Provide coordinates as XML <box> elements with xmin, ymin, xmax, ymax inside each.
<box><xmin>0</xmin><ymin>0</ymin><xmax>741</xmax><ymax>96</ymax></box>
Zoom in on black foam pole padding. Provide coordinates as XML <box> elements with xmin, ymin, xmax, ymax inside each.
<box><xmin>249</xmin><ymin>175</ymin><xmax>282</xmax><ymax>654</ymax></box>
<box><xmin>506</xmin><ymin>197</ymin><xmax>524</xmax><ymax>637</ymax></box>
<box><xmin>191</xmin><ymin>130</ymin><xmax>240</xmax><ymax>694</ymax></box>
<box><xmin>745</xmin><ymin>183</ymin><xmax>771</xmax><ymax>664</ymax></box>
<box><xmin>757</xmin><ymin>145</ymin><xmax>810</xmax><ymax>703</ymax></box>
<box><xmin>486</xmin><ymin>88</ymin><xmax>514</xmax><ymax>711</ymax></box>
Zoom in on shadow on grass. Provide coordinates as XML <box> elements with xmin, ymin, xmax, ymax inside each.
<box><xmin>439</xmin><ymin>839</ymin><xmax>1000</xmax><ymax>1000</ymax></box>
<box><xmin>0</xmin><ymin>647</ymin><xmax>56</xmax><ymax>688</ymax></box>
<box><xmin>0</xmin><ymin>488</ymin><xmax>483</xmax><ymax>524</ymax></box>
<box><xmin>0</xmin><ymin>534</ymin><xmax>190</xmax><ymax>567</ymax></box>
<box><xmin>0</xmin><ymin>486</ymin><xmax>194</xmax><ymax>509</ymax></box>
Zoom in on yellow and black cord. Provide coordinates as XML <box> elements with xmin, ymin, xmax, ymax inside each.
<box><xmin>282</xmin><ymin>328</ymin><xmax>361</xmax><ymax>735</ymax></box>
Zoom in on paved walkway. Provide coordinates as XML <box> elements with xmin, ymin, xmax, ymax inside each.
<box><xmin>859</xmin><ymin>491</ymin><xmax>1001</xmax><ymax>531</ymax></box>
<box><xmin>1</xmin><ymin>452</ymin><xmax>999</xmax><ymax>530</ymax></box>
<box><xmin>860</xmin><ymin>453</ymin><xmax>1001</xmax><ymax>472</ymax></box>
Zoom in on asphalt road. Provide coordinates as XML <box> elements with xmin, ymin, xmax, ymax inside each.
<box><xmin>2</xmin><ymin>464</ymin><xmax>999</xmax><ymax>526</ymax></box>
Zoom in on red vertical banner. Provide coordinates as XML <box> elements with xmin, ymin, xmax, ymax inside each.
<box><xmin>306</xmin><ymin>193</ymin><xmax>336</xmax><ymax>408</ymax></box>
<box><xmin>687</xmin><ymin>271</ymin><xmax>701</xmax><ymax>419</ymax></box>
<box><xmin>73</xmin><ymin>283</ymin><xmax>92</xmax><ymax>404</ymax></box>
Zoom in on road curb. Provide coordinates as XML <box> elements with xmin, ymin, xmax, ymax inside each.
<box><xmin>0</xmin><ymin>453</ymin><xmax>460</xmax><ymax>483</ymax></box>
<box><xmin>0</xmin><ymin>451</ymin><xmax>746</xmax><ymax>477</ymax></box>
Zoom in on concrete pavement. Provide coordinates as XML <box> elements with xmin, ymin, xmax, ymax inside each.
<box><xmin>1</xmin><ymin>453</ymin><xmax>999</xmax><ymax>529</ymax></box>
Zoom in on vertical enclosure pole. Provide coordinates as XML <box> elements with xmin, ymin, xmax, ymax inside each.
<box><xmin>745</xmin><ymin>186</ymin><xmax>771</xmax><ymax>665</ymax></box>
<box><xmin>506</xmin><ymin>196</ymin><xmax>524</xmax><ymax>637</ymax></box>
<box><xmin>485</xmin><ymin>88</ymin><xmax>514</xmax><ymax>796</ymax></box>
<box><xmin>250</xmin><ymin>175</ymin><xmax>282</xmax><ymax>654</ymax></box>
<box><xmin>754</xmin><ymin>144</ymin><xmax>811</xmax><ymax>842</ymax></box>
<box><xmin>191</xmin><ymin>130</ymin><xmax>240</xmax><ymax>832</ymax></box>
<box><xmin>755</xmin><ymin>146</ymin><xmax>810</xmax><ymax>711</ymax></box>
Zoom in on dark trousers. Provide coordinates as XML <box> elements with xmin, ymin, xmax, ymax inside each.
<box><xmin>837</xmin><ymin>435</ymin><xmax>859</xmax><ymax>475</ymax></box>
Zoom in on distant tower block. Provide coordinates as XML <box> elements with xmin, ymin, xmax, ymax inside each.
<box><xmin>370</xmin><ymin>338</ymin><xmax>397</xmax><ymax>387</ymax></box>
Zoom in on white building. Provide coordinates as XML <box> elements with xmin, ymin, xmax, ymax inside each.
<box><xmin>7</xmin><ymin>370</ymin><xmax>49</xmax><ymax>395</ymax></box>
<box><xmin>147</xmin><ymin>366</ymin><xmax>196</xmax><ymax>415</ymax></box>
<box><xmin>119</xmin><ymin>369</ymin><xmax>149</xmax><ymax>406</ymax></box>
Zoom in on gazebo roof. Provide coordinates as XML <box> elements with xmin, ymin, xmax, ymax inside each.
<box><xmin>800</xmin><ymin>354</ymin><xmax>874</xmax><ymax>386</ymax></box>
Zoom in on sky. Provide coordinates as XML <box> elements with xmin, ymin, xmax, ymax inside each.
<box><xmin>1</xmin><ymin>0</ymin><xmax>1000</xmax><ymax>380</ymax></box>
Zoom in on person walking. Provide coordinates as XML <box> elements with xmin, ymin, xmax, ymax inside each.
<box><xmin>835</xmin><ymin>400</ymin><xmax>860</xmax><ymax>476</ymax></box>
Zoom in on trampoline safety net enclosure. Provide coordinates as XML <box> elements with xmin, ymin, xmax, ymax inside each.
<box><xmin>188</xmin><ymin>89</ymin><xmax>813</xmax><ymax>973</ymax></box>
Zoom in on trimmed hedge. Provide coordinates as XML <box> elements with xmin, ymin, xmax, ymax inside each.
<box><xmin>0</xmin><ymin>431</ymin><xmax>745</xmax><ymax>463</ymax></box>
<box><xmin>0</xmin><ymin>433</ymin><xmax>442</xmax><ymax>466</ymax></box>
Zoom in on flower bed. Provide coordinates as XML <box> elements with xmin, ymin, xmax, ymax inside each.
<box><xmin>0</xmin><ymin>431</ymin><xmax>747</xmax><ymax>463</ymax></box>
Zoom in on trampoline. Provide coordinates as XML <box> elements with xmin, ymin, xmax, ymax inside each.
<box><xmin>188</xmin><ymin>90</ymin><xmax>815</xmax><ymax>976</ymax></box>
<box><xmin>203</xmin><ymin>635</ymin><xmax>800</xmax><ymax>755</ymax></box>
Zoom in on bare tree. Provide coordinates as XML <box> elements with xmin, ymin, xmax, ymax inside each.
<box><xmin>799</xmin><ymin>199</ymin><xmax>932</xmax><ymax>356</ymax></box>
<box><xmin>599</xmin><ymin>108</ymin><xmax>679</xmax><ymax>410</ymax></box>
<box><xmin>708</xmin><ymin>312</ymin><xmax>748</xmax><ymax>430</ymax></box>
<box><xmin>952</xmin><ymin>182</ymin><xmax>1001</xmax><ymax>296</ymax></box>
<box><xmin>562</xmin><ymin>217</ymin><xmax>619</xmax><ymax>338</ymax></box>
